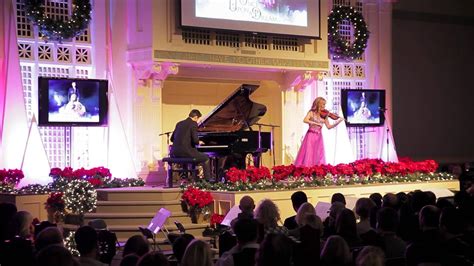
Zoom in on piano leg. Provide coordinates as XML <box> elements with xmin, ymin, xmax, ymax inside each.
<box><xmin>252</xmin><ymin>153</ymin><xmax>262</xmax><ymax>168</ymax></box>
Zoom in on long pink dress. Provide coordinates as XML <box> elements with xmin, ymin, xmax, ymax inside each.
<box><xmin>294</xmin><ymin>111</ymin><xmax>326</xmax><ymax>166</ymax></box>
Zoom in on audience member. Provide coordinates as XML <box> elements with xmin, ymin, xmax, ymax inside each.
<box><xmin>35</xmin><ymin>226</ymin><xmax>64</xmax><ymax>252</ymax></box>
<box><xmin>355</xmin><ymin>198</ymin><xmax>375</xmax><ymax>236</ymax></box>
<box><xmin>382</xmin><ymin>193</ymin><xmax>398</xmax><ymax>209</ymax></box>
<box><xmin>119</xmin><ymin>254</ymin><xmax>139</xmax><ymax>266</ymax></box>
<box><xmin>331</xmin><ymin>193</ymin><xmax>346</xmax><ymax>206</ymax></box>
<box><xmin>439</xmin><ymin>207</ymin><xmax>473</xmax><ymax>264</ymax></box>
<box><xmin>137</xmin><ymin>251</ymin><xmax>169</xmax><ymax>266</ymax></box>
<box><xmin>230</xmin><ymin>195</ymin><xmax>255</xmax><ymax>229</ymax></box>
<box><xmin>369</xmin><ymin>193</ymin><xmax>382</xmax><ymax>228</ymax></box>
<box><xmin>172</xmin><ymin>233</ymin><xmax>195</xmax><ymax>264</ymax></box>
<box><xmin>257</xmin><ymin>233</ymin><xmax>295</xmax><ymax>266</ymax></box>
<box><xmin>216</xmin><ymin>218</ymin><xmax>259</xmax><ymax>266</ymax></box>
<box><xmin>335</xmin><ymin>209</ymin><xmax>362</xmax><ymax>248</ymax></box>
<box><xmin>7</xmin><ymin>210</ymin><xmax>34</xmax><ymax>240</ymax></box>
<box><xmin>322</xmin><ymin>201</ymin><xmax>345</xmax><ymax>238</ymax></box>
<box><xmin>36</xmin><ymin>244</ymin><xmax>75</xmax><ymax>266</ymax></box>
<box><xmin>355</xmin><ymin>246</ymin><xmax>385</xmax><ymax>266</ymax></box>
<box><xmin>320</xmin><ymin>235</ymin><xmax>352</xmax><ymax>266</ymax></box>
<box><xmin>122</xmin><ymin>235</ymin><xmax>150</xmax><ymax>257</ymax></box>
<box><xmin>0</xmin><ymin>202</ymin><xmax>17</xmax><ymax>242</ymax></box>
<box><xmin>255</xmin><ymin>199</ymin><xmax>288</xmax><ymax>241</ymax></box>
<box><xmin>376</xmin><ymin>207</ymin><xmax>406</xmax><ymax>259</ymax></box>
<box><xmin>74</xmin><ymin>225</ymin><xmax>107</xmax><ymax>266</ymax></box>
<box><xmin>181</xmin><ymin>239</ymin><xmax>213</xmax><ymax>266</ymax></box>
<box><xmin>289</xmin><ymin>202</ymin><xmax>323</xmax><ymax>238</ymax></box>
<box><xmin>284</xmin><ymin>191</ymin><xmax>308</xmax><ymax>230</ymax></box>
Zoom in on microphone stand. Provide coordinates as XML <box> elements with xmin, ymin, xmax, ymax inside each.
<box><xmin>379</xmin><ymin>108</ymin><xmax>390</xmax><ymax>162</ymax></box>
<box><xmin>255</xmin><ymin>123</ymin><xmax>280</xmax><ymax>167</ymax></box>
<box><xmin>159</xmin><ymin>131</ymin><xmax>173</xmax><ymax>155</ymax></box>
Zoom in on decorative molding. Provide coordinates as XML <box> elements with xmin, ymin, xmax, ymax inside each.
<box><xmin>131</xmin><ymin>62</ymin><xmax>180</xmax><ymax>84</ymax></box>
<box><xmin>154</xmin><ymin>50</ymin><xmax>329</xmax><ymax>70</ymax></box>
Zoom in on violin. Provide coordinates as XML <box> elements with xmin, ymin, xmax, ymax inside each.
<box><xmin>320</xmin><ymin>109</ymin><xmax>341</xmax><ymax>120</ymax></box>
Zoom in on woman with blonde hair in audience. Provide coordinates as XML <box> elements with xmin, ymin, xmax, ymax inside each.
<box><xmin>320</xmin><ymin>235</ymin><xmax>352</xmax><ymax>266</ymax></box>
<box><xmin>180</xmin><ymin>239</ymin><xmax>213</xmax><ymax>266</ymax></box>
<box><xmin>289</xmin><ymin>202</ymin><xmax>323</xmax><ymax>238</ymax></box>
<box><xmin>255</xmin><ymin>199</ymin><xmax>288</xmax><ymax>241</ymax></box>
<box><xmin>8</xmin><ymin>210</ymin><xmax>34</xmax><ymax>240</ymax></box>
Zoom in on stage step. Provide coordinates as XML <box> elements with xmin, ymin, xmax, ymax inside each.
<box><xmin>94</xmin><ymin>200</ymin><xmax>183</xmax><ymax>213</ymax></box>
<box><xmin>97</xmin><ymin>187</ymin><xmax>182</xmax><ymax>201</ymax></box>
<box><xmin>108</xmin><ymin>223</ymin><xmax>209</xmax><ymax>239</ymax></box>
<box><xmin>84</xmin><ymin>212</ymin><xmax>192</xmax><ymax>226</ymax></box>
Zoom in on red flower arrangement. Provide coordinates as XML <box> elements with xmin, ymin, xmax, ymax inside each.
<box><xmin>181</xmin><ymin>187</ymin><xmax>213</xmax><ymax>209</ymax></box>
<box><xmin>210</xmin><ymin>213</ymin><xmax>225</xmax><ymax>227</ymax></box>
<box><xmin>49</xmin><ymin>166</ymin><xmax>112</xmax><ymax>186</ymax></box>
<box><xmin>45</xmin><ymin>192</ymin><xmax>65</xmax><ymax>212</ymax></box>
<box><xmin>226</xmin><ymin>166</ymin><xmax>272</xmax><ymax>183</ymax></box>
<box><xmin>0</xmin><ymin>169</ymin><xmax>24</xmax><ymax>186</ymax></box>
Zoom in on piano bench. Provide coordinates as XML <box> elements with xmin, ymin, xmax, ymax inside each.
<box><xmin>162</xmin><ymin>157</ymin><xmax>199</xmax><ymax>188</ymax></box>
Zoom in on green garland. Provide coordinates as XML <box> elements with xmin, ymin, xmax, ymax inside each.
<box><xmin>24</xmin><ymin>0</ymin><xmax>91</xmax><ymax>42</ymax></box>
<box><xmin>63</xmin><ymin>179</ymin><xmax>96</xmax><ymax>214</ymax></box>
<box><xmin>328</xmin><ymin>5</ymin><xmax>369</xmax><ymax>61</ymax></box>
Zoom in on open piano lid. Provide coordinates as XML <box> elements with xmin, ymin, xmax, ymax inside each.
<box><xmin>198</xmin><ymin>84</ymin><xmax>267</xmax><ymax>132</ymax></box>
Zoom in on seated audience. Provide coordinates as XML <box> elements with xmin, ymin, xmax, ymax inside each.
<box><xmin>369</xmin><ymin>193</ymin><xmax>382</xmax><ymax>228</ymax></box>
<box><xmin>255</xmin><ymin>199</ymin><xmax>288</xmax><ymax>241</ymax></box>
<box><xmin>119</xmin><ymin>254</ymin><xmax>139</xmax><ymax>266</ymax></box>
<box><xmin>137</xmin><ymin>251</ymin><xmax>169</xmax><ymax>266</ymax></box>
<box><xmin>181</xmin><ymin>239</ymin><xmax>213</xmax><ymax>266</ymax></box>
<box><xmin>376</xmin><ymin>207</ymin><xmax>406</xmax><ymax>259</ymax></box>
<box><xmin>439</xmin><ymin>207</ymin><xmax>474</xmax><ymax>264</ymax></box>
<box><xmin>284</xmin><ymin>191</ymin><xmax>308</xmax><ymax>230</ymax></box>
<box><xmin>355</xmin><ymin>198</ymin><xmax>376</xmax><ymax>236</ymax></box>
<box><xmin>322</xmin><ymin>201</ymin><xmax>345</xmax><ymax>239</ymax></box>
<box><xmin>216</xmin><ymin>218</ymin><xmax>259</xmax><ymax>266</ymax></box>
<box><xmin>36</xmin><ymin>244</ymin><xmax>75</xmax><ymax>266</ymax></box>
<box><xmin>320</xmin><ymin>235</ymin><xmax>352</xmax><ymax>266</ymax></box>
<box><xmin>382</xmin><ymin>193</ymin><xmax>398</xmax><ymax>209</ymax></box>
<box><xmin>0</xmin><ymin>202</ymin><xmax>17</xmax><ymax>242</ymax></box>
<box><xmin>74</xmin><ymin>225</ymin><xmax>107</xmax><ymax>266</ymax></box>
<box><xmin>355</xmin><ymin>246</ymin><xmax>385</xmax><ymax>266</ymax></box>
<box><xmin>289</xmin><ymin>202</ymin><xmax>323</xmax><ymax>239</ymax></box>
<box><xmin>336</xmin><ymin>209</ymin><xmax>362</xmax><ymax>248</ymax></box>
<box><xmin>230</xmin><ymin>195</ymin><xmax>255</xmax><ymax>229</ymax></box>
<box><xmin>172</xmin><ymin>233</ymin><xmax>195</xmax><ymax>264</ymax></box>
<box><xmin>7</xmin><ymin>210</ymin><xmax>34</xmax><ymax>240</ymax></box>
<box><xmin>35</xmin><ymin>226</ymin><xmax>64</xmax><ymax>252</ymax></box>
<box><xmin>331</xmin><ymin>193</ymin><xmax>346</xmax><ymax>206</ymax></box>
<box><xmin>257</xmin><ymin>233</ymin><xmax>295</xmax><ymax>266</ymax></box>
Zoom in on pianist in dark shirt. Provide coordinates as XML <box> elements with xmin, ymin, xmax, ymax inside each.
<box><xmin>170</xmin><ymin>109</ymin><xmax>211</xmax><ymax>180</ymax></box>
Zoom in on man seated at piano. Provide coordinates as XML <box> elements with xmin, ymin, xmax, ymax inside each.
<box><xmin>170</xmin><ymin>109</ymin><xmax>211</xmax><ymax>180</ymax></box>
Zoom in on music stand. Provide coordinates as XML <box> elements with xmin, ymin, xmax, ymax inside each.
<box><xmin>139</xmin><ymin>208</ymin><xmax>171</xmax><ymax>251</ymax></box>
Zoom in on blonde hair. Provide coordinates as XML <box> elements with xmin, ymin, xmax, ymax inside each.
<box><xmin>255</xmin><ymin>199</ymin><xmax>281</xmax><ymax>228</ymax></box>
<box><xmin>310</xmin><ymin>97</ymin><xmax>326</xmax><ymax>113</ymax></box>
<box><xmin>180</xmin><ymin>239</ymin><xmax>213</xmax><ymax>266</ymax></box>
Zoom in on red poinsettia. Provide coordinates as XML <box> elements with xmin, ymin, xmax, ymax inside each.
<box><xmin>45</xmin><ymin>192</ymin><xmax>65</xmax><ymax>212</ymax></box>
<box><xmin>210</xmin><ymin>213</ymin><xmax>225</xmax><ymax>227</ymax></box>
<box><xmin>0</xmin><ymin>169</ymin><xmax>24</xmax><ymax>185</ymax></box>
<box><xmin>182</xmin><ymin>187</ymin><xmax>213</xmax><ymax>209</ymax></box>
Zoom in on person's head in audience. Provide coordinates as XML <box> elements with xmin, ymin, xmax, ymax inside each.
<box><xmin>331</xmin><ymin>193</ymin><xmax>346</xmax><ymax>206</ymax></box>
<box><xmin>120</xmin><ymin>254</ymin><xmax>140</xmax><ymax>266</ymax></box>
<box><xmin>257</xmin><ymin>233</ymin><xmax>294</xmax><ymax>266</ymax></box>
<box><xmin>74</xmin><ymin>225</ymin><xmax>99</xmax><ymax>259</ymax></box>
<box><xmin>255</xmin><ymin>199</ymin><xmax>281</xmax><ymax>228</ymax></box>
<box><xmin>419</xmin><ymin>205</ymin><xmax>440</xmax><ymax>231</ymax></box>
<box><xmin>425</xmin><ymin>191</ymin><xmax>437</xmax><ymax>206</ymax></box>
<box><xmin>382</xmin><ymin>193</ymin><xmax>398</xmax><ymax>209</ymax></box>
<box><xmin>296</xmin><ymin>202</ymin><xmax>323</xmax><ymax>232</ymax></box>
<box><xmin>355</xmin><ymin>198</ymin><xmax>375</xmax><ymax>221</ymax></box>
<box><xmin>34</xmin><ymin>221</ymin><xmax>57</xmax><ymax>239</ymax></box>
<box><xmin>439</xmin><ymin>207</ymin><xmax>464</xmax><ymax>237</ymax></box>
<box><xmin>369</xmin><ymin>193</ymin><xmax>382</xmax><ymax>208</ymax></box>
<box><xmin>0</xmin><ymin>202</ymin><xmax>17</xmax><ymax>240</ymax></box>
<box><xmin>234</xmin><ymin>218</ymin><xmax>258</xmax><ymax>246</ymax></box>
<box><xmin>355</xmin><ymin>246</ymin><xmax>385</xmax><ymax>266</ymax></box>
<box><xmin>376</xmin><ymin>207</ymin><xmax>398</xmax><ymax>233</ymax></box>
<box><xmin>8</xmin><ymin>210</ymin><xmax>34</xmax><ymax>239</ymax></box>
<box><xmin>171</xmin><ymin>233</ymin><xmax>195</xmax><ymax>264</ymax></box>
<box><xmin>180</xmin><ymin>239</ymin><xmax>213</xmax><ymax>266</ymax></box>
<box><xmin>396</xmin><ymin>192</ymin><xmax>409</xmax><ymax>208</ymax></box>
<box><xmin>436</xmin><ymin>197</ymin><xmax>454</xmax><ymax>210</ymax></box>
<box><xmin>239</xmin><ymin>195</ymin><xmax>255</xmax><ymax>215</ymax></box>
<box><xmin>137</xmin><ymin>251</ymin><xmax>169</xmax><ymax>266</ymax></box>
<box><xmin>336</xmin><ymin>209</ymin><xmax>358</xmax><ymax>240</ymax></box>
<box><xmin>411</xmin><ymin>190</ymin><xmax>429</xmax><ymax>213</ymax></box>
<box><xmin>320</xmin><ymin>235</ymin><xmax>352</xmax><ymax>266</ymax></box>
<box><xmin>35</xmin><ymin>226</ymin><xmax>63</xmax><ymax>252</ymax></box>
<box><xmin>36</xmin><ymin>244</ymin><xmax>75</xmax><ymax>266</ymax></box>
<box><xmin>123</xmin><ymin>234</ymin><xmax>150</xmax><ymax>257</ymax></box>
<box><xmin>291</xmin><ymin>191</ymin><xmax>308</xmax><ymax>213</ymax></box>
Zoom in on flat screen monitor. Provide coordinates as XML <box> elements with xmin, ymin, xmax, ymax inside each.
<box><xmin>38</xmin><ymin>77</ymin><xmax>108</xmax><ymax>127</ymax></box>
<box><xmin>341</xmin><ymin>89</ymin><xmax>385</xmax><ymax>127</ymax></box>
<box><xmin>180</xmin><ymin>0</ymin><xmax>321</xmax><ymax>38</ymax></box>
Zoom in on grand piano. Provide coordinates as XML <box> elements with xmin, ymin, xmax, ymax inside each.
<box><xmin>197</xmin><ymin>84</ymin><xmax>271</xmax><ymax>173</ymax></box>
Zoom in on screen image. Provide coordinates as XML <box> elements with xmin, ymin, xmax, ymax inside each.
<box><xmin>181</xmin><ymin>0</ymin><xmax>320</xmax><ymax>38</ymax></box>
<box><xmin>341</xmin><ymin>89</ymin><xmax>385</xmax><ymax>127</ymax></box>
<box><xmin>38</xmin><ymin>77</ymin><xmax>108</xmax><ymax>127</ymax></box>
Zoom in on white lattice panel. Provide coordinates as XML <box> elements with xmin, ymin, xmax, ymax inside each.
<box><xmin>71</xmin><ymin>128</ymin><xmax>90</xmax><ymax>168</ymax></box>
<box><xmin>20</xmin><ymin>64</ymin><xmax>34</xmax><ymax>121</ymax></box>
<box><xmin>18</xmin><ymin>42</ymin><xmax>33</xmax><ymax>60</ymax></box>
<box><xmin>15</xmin><ymin>1</ymin><xmax>33</xmax><ymax>38</ymax></box>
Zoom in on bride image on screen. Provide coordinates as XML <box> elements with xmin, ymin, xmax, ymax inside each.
<box><xmin>59</xmin><ymin>92</ymin><xmax>86</xmax><ymax>118</ymax></box>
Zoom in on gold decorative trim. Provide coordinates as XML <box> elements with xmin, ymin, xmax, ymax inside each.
<box><xmin>154</xmin><ymin>50</ymin><xmax>328</xmax><ymax>69</ymax></box>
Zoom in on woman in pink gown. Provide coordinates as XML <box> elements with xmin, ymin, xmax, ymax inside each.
<box><xmin>294</xmin><ymin>97</ymin><xmax>343</xmax><ymax>166</ymax></box>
